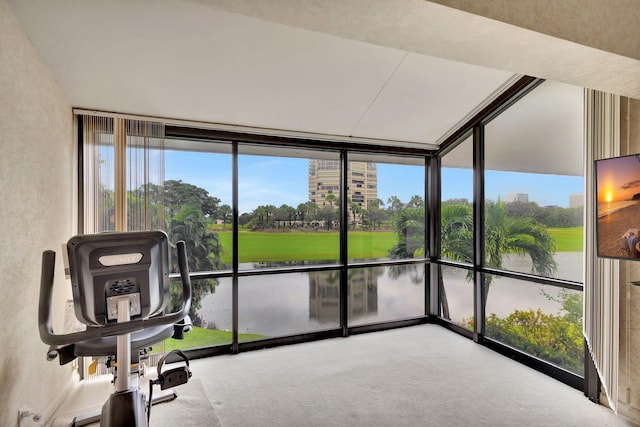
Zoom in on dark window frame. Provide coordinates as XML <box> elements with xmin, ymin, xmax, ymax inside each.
<box><xmin>77</xmin><ymin>75</ymin><xmax>595</xmax><ymax>397</ymax></box>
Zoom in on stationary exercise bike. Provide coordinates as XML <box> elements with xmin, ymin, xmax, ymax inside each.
<box><xmin>38</xmin><ymin>231</ymin><xmax>193</xmax><ymax>426</ymax></box>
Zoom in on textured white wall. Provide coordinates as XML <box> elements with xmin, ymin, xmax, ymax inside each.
<box><xmin>0</xmin><ymin>1</ymin><xmax>75</xmax><ymax>425</ymax></box>
<box><xmin>429</xmin><ymin>0</ymin><xmax>640</xmax><ymax>61</ymax></box>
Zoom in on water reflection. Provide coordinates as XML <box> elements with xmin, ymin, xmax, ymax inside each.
<box><xmin>441</xmin><ymin>252</ymin><xmax>583</xmax><ymax>326</ymax></box>
<box><xmin>194</xmin><ymin>254</ymin><xmax>579</xmax><ymax>338</ymax></box>
<box><xmin>196</xmin><ymin>265</ymin><xmax>425</xmax><ymax>337</ymax></box>
<box><xmin>308</xmin><ymin>269</ymin><xmax>379</xmax><ymax>324</ymax></box>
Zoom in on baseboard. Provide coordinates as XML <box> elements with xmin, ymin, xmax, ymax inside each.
<box><xmin>40</xmin><ymin>371</ymin><xmax>80</xmax><ymax>427</ymax></box>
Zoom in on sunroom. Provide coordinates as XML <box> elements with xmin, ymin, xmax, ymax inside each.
<box><xmin>3</xmin><ymin>1</ymin><xmax>640</xmax><ymax>426</ymax></box>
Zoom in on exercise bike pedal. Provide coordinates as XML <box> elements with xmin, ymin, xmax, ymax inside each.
<box><xmin>157</xmin><ymin>367</ymin><xmax>191</xmax><ymax>390</ymax></box>
<box><xmin>154</xmin><ymin>349</ymin><xmax>192</xmax><ymax>391</ymax></box>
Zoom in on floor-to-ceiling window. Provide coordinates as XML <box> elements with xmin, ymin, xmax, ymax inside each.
<box><xmin>347</xmin><ymin>153</ymin><xmax>426</xmax><ymax>327</ymax></box>
<box><xmin>81</xmin><ymin>124</ymin><xmax>431</xmax><ymax>355</ymax></box>
<box><xmin>482</xmin><ymin>80</ymin><xmax>584</xmax><ymax>376</ymax></box>
<box><xmin>439</xmin><ymin>134</ymin><xmax>474</xmax><ymax>329</ymax></box>
<box><xmin>436</xmin><ymin>79</ymin><xmax>585</xmax><ymax>383</ymax></box>
<box><xmin>236</xmin><ymin>145</ymin><xmax>343</xmax><ymax>340</ymax></box>
<box><xmin>79</xmin><ymin>76</ymin><xmax>587</xmax><ymax>388</ymax></box>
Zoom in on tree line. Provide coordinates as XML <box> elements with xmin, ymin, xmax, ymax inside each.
<box><xmin>242</xmin><ymin>194</ymin><xmax>425</xmax><ymax>231</ymax></box>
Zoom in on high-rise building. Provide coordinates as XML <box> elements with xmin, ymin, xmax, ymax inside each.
<box><xmin>505</xmin><ymin>192</ymin><xmax>529</xmax><ymax>203</ymax></box>
<box><xmin>308</xmin><ymin>160</ymin><xmax>378</xmax><ymax>209</ymax></box>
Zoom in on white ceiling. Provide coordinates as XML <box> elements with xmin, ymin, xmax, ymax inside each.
<box><xmin>7</xmin><ymin>0</ymin><xmax>629</xmax><ymax>176</ymax></box>
<box><xmin>6</xmin><ymin>0</ymin><xmax>516</xmax><ymax>149</ymax></box>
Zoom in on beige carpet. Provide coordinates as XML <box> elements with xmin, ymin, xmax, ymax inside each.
<box><xmin>52</xmin><ymin>378</ymin><xmax>220</xmax><ymax>427</ymax></box>
<box><xmin>192</xmin><ymin>324</ymin><xmax>637</xmax><ymax>426</ymax></box>
<box><xmin>52</xmin><ymin>324</ymin><xmax>637</xmax><ymax>426</ymax></box>
<box><xmin>149</xmin><ymin>379</ymin><xmax>220</xmax><ymax>427</ymax></box>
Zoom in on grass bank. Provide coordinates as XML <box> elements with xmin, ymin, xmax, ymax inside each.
<box><xmin>218</xmin><ymin>231</ymin><xmax>397</xmax><ymax>263</ymax></box>
<box><xmin>547</xmin><ymin>227</ymin><xmax>583</xmax><ymax>252</ymax></box>
<box><xmin>216</xmin><ymin>227</ymin><xmax>583</xmax><ymax>264</ymax></box>
<box><xmin>163</xmin><ymin>326</ymin><xmax>266</xmax><ymax>351</ymax></box>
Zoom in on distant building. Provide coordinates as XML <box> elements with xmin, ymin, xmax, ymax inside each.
<box><xmin>308</xmin><ymin>160</ymin><xmax>377</xmax><ymax>209</ymax></box>
<box><xmin>309</xmin><ymin>269</ymin><xmax>377</xmax><ymax>323</ymax></box>
<box><xmin>505</xmin><ymin>192</ymin><xmax>529</xmax><ymax>203</ymax></box>
<box><xmin>569</xmin><ymin>193</ymin><xmax>585</xmax><ymax>208</ymax></box>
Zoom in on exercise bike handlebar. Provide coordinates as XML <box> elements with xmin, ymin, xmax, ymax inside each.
<box><xmin>38</xmin><ymin>241</ymin><xmax>193</xmax><ymax>347</ymax></box>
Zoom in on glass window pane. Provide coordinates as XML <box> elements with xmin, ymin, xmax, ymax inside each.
<box><xmin>348</xmin><ymin>265</ymin><xmax>425</xmax><ymax>326</ymax></box>
<box><xmin>441</xmin><ymin>135</ymin><xmax>473</xmax><ymax>263</ymax></box>
<box><xmin>440</xmin><ymin>265</ymin><xmax>474</xmax><ymax>329</ymax></box>
<box><xmin>164</xmin><ymin>139</ymin><xmax>233</xmax><ymax>271</ymax></box>
<box><xmin>159</xmin><ymin>277</ymin><xmax>233</xmax><ymax>352</ymax></box>
<box><xmin>348</xmin><ymin>153</ymin><xmax>425</xmax><ymax>262</ymax></box>
<box><xmin>484</xmin><ymin>81</ymin><xmax>584</xmax><ymax>282</ymax></box>
<box><xmin>347</xmin><ymin>264</ymin><xmax>425</xmax><ymax>326</ymax></box>
<box><xmin>238</xmin><ymin>145</ymin><xmax>340</xmax><ymax>269</ymax></box>
<box><xmin>239</xmin><ymin>272</ymin><xmax>340</xmax><ymax>339</ymax></box>
<box><xmin>484</xmin><ymin>274</ymin><xmax>584</xmax><ymax>374</ymax></box>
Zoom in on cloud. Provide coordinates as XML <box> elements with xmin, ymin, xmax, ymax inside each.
<box><xmin>620</xmin><ymin>179</ymin><xmax>640</xmax><ymax>190</ymax></box>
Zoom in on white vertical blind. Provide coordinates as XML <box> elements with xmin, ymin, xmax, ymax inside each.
<box><xmin>81</xmin><ymin>115</ymin><xmax>165</xmax><ymax>233</ymax></box>
<box><xmin>82</xmin><ymin>115</ymin><xmax>115</xmax><ymax>233</ymax></box>
<box><xmin>126</xmin><ymin>119</ymin><xmax>165</xmax><ymax>231</ymax></box>
<box><xmin>80</xmin><ymin>114</ymin><xmax>167</xmax><ymax>379</ymax></box>
<box><xmin>584</xmin><ymin>89</ymin><xmax>620</xmax><ymax>410</ymax></box>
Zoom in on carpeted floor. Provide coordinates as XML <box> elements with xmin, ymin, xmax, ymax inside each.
<box><xmin>149</xmin><ymin>379</ymin><xmax>220</xmax><ymax>427</ymax></box>
<box><xmin>53</xmin><ymin>324</ymin><xmax>638</xmax><ymax>426</ymax></box>
<box><xmin>193</xmin><ymin>324</ymin><xmax>637</xmax><ymax>426</ymax></box>
<box><xmin>52</xmin><ymin>378</ymin><xmax>220</xmax><ymax>427</ymax></box>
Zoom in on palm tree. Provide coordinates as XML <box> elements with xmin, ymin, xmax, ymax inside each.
<box><xmin>386</xmin><ymin>195</ymin><xmax>404</xmax><ymax>215</ymax></box>
<box><xmin>389</xmin><ymin>200</ymin><xmax>557</xmax><ymax>319</ymax></box>
<box><xmin>349</xmin><ymin>200</ymin><xmax>362</xmax><ymax>227</ymax></box>
<box><xmin>324</xmin><ymin>193</ymin><xmax>338</xmax><ymax>207</ymax></box>
<box><xmin>440</xmin><ymin>202</ymin><xmax>473</xmax><ymax>263</ymax></box>
<box><xmin>484</xmin><ymin>200</ymin><xmax>557</xmax><ymax>277</ymax></box>
<box><xmin>169</xmin><ymin>205</ymin><xmax>225</xmax><ymax>319</ymax></box>
<box><xmin>388</xmin><ymin>206</ymin><xmax>425</xmax><ymax>259</ymax></box>
<box><xmin>439</xmin><ymin>200</ymin><xmax>556</xmax><ymax>276</ymax></box>
<box><xmin>364</xmin><ymin>198</ymin><xmax>386</xmax><ymax>230</ymax></box>
<box><xmin>170</xmin><ymin>205</ymin><xmax>223</xmax><ymax>272</ymax></box>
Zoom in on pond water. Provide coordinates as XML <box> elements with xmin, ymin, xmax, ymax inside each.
<box><xmin>194</xmin><ymin>253</ymin><xmax>583</xmax><ymax>338</ymax></box>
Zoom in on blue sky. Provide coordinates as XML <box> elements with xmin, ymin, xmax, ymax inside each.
<box><xmin>165</xmin><ymin>151</ymin><xmax>583</xmax><ymax>213</ymax></box>
<box><xmin>444</xmin><ymin>168</ymin><xmax>584</xmax><ymax>207</ymax></box>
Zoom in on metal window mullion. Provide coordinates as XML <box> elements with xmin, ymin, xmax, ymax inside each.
<box><xmin>428</xmin><ymin>156</ymin><xmax>440</xmax><ymax>316</ymax></box>
<box><xmin>473</xmin><ymin>125</ymin><xmax>485</xmax><ymax>343</ymax></box>
<box><xmin>232</xmin><ymin>142</ymin><xmax>239</xmax><ymax>353</ymax></box>
<box><xmin>340</xmin><ymin>150</ymin><xmax>349</xmax><ymax>337</ymax></box>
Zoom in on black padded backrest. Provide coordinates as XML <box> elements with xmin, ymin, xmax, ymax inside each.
<box><xmin>66</xmin><ymin>231</ymin><xmax>170</xmax><ymax>326</ymax></box>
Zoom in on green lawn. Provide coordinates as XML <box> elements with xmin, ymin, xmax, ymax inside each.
<box><xmin>214</xmin><ymin>227</ymin><xmax>584</xmax><ymax>265</ymax></box>
<box><xmin>547</xmin><ymin>227</ymin><xmax>583</xmax><ymax>252</ymax></box>
<box><xmin>163</xmin><ymin>326</ymin><xmax>266</xmax><ymax>351</ymax></box>
<box><xmin>218</xmin><ymin>231</ymin><xmax>397</xmax><ymax>263</ymax></box>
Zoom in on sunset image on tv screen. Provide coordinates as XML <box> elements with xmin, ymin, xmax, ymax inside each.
<box><xmin>596</xmin><ymin>154</ymin><xmax>640</xmax><ymax>260</ymax></box>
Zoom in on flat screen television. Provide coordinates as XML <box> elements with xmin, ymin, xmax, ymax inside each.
<box><xmin>596</xmin><ymin>153</ymin><xmax>640</xmax><ymax>260</ymax></box>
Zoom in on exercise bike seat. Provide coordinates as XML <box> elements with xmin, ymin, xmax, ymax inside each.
<box><xmin>72</xmin><ymin>325</ymin><xmax>175</xmax><ymax>357</ymax></box>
